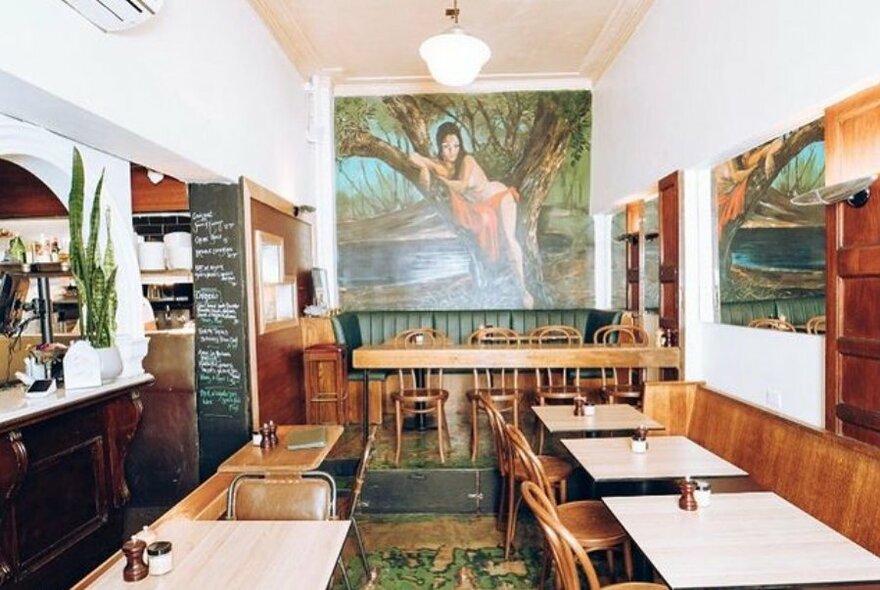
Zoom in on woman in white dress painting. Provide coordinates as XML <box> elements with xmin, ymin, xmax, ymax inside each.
<box><xmin>410</xmin><ymin>122</ymin><xmax>534</xmax><ymax>308</ymax></box>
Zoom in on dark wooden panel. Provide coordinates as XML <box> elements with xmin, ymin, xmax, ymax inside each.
<box><xmin>841</xmin><ymin>277</ymin><xmax>880</xmax><ymax>340</ymax></box>
<box><xmin>250</xmin><ymin>197</ymin><xmax>313</xmax><ymax>426</ymax></box>
<box><xmin>130</xmin><ymin>165</ymin><xmax>188</xmax><ymax>213</ymax></box>
<box><xmin>0</xmin><ymin>159</ymin><xmax>66</xmax><ymax>218</ymax></box>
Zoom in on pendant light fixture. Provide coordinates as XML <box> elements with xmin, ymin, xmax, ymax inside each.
<box><xmin>419</xmin><ymin>0</ymin><xmax>491</xmax><ymax>87</ymax></box>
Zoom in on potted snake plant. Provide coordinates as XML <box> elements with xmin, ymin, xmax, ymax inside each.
<box><xmin>68</xmin><ymin>147</ymin><xmax>121</xmax><ymax>381</ymax></box>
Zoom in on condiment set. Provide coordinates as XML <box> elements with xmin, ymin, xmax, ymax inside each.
<box><xmin>678</xmin><ymin>477</ymin><xmax>712</xmax><ymax>511</ymax></box>
<box><xmin>122</xmin><ymin>526</ymin><xmax>174</xmax><ymax>582</ymax></box>
<box><xmin>573</xmin><ymin>396</ymin><xmax>596</xmax><ymax>417</ymax></box>
<box><xmin>630</xmin><ymin>425</ymin><xmax>648</xmax><ymax>453</ymax></box>
<box><xmin>259</xmin><ymin>420</ymin><xmax>279</xmax><ymax>449</ymax></box>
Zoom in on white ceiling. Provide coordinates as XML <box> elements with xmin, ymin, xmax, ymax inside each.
<box><xmin>249</xmin><ymin>0</ymin><xmax>654</xmax><ymax>89</ymax></box>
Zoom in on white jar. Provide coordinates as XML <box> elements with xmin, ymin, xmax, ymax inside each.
<box><xmin>694</xmin><ymin>481</ymin><xmax>712</xmax><ymax>507</ymax></box>
<box><xmin>584</xmin><ymin>404</ymin><xmax>596</xmax><ymax>416</ymax></box>
<box><xmin>630</xmin><ymin>438</ymin><xmax>648</xmax><ymax>453</ymax></box>
<box><xmin>147</xmin><ymin>541</ymin><xmax>173</xmax><ymax>576</ymax></box>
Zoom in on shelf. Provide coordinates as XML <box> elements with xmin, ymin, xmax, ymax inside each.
<box><xmin>140</xmin><ymin>269</ymin><xmax>193</xmax><ymax>285</ymax></box>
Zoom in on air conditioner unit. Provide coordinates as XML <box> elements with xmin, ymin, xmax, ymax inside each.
<box><xmin>60</xmin><ymin>0</ymin><xmax>163</xmax><ymax>32</ymax></box>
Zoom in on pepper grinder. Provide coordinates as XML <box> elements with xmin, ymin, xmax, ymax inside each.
<box><xmin>122</xmin><ymin>538</ymin><xmax>149</xmax><ymax>582</ymax></box>
<box><xmin>678</xmin><ymin>478</ymin><xmax>698</xmax><ymax>511</ymax></box>
<box><xmin>259</xmin><ymin>422</ymin><xmax>272</xmax><ymax>449</ymax></box>
<box><xmin>573</xmin><ymin>396</ymin><xmax>585</xmax><ymax>416</ymax></box>
<box><xmin>268</xmin><ymin>420</ymin><xmax>279</xmax><ymax>446</ymax></box>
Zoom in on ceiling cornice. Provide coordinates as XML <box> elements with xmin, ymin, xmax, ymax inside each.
<box><xmin>334</xmin><ymin>75</ymin><xmax>592</xmax><ymax>98</ymax></box>
<box><xmin>580</xmin><ymin>0</ymin><xmax>654</xmax><ymax>81</ymax></box>
<box><xmin>249</xmin><ymin>0</ymin><xmax>320</xmax><ymax>77</ymax></box>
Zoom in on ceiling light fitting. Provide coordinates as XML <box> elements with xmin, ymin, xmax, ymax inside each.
<box><xmin>419</xmin><ymin>0</ymin><xmax>490</xmax><ymax>87</ymax></box>
<box><xmin>146</xmin><ymin>169</ymin><xmax>165</xmax><ymax>185</ymax></box>
<box><xmin>791</xmin><ymin>174</ymin><xmax>876</xmax><ymax>208</ymax></box>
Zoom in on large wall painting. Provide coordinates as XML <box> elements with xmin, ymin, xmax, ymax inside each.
<box><xmin>713</xmin><ymin>118</ymin><xmax>825</xmax><ymax>304</ymax></box>
<box><xmin>335</xmin><ymin>90</ymin><xmax>592</xmax><ymax>310</ymax></box>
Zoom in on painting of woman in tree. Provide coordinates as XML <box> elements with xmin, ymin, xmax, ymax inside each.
<box><xmin>409</xmin><ymin>122</ymin><xmax>533</xmax><ymax>308</ymax></box>
<box><xmin>335</xmin><ymin>90</ymin><xmax>592</xmax><ymax>310</ymax></box>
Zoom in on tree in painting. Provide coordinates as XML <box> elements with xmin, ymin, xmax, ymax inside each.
<box><xmin>714</xmin><ymin>119</ymin><xmax>825</xmax><ymax>302</ymax></box>
<box><xmin>336</xmin><ymin>91</ymin><xmax>591</xmax><ymax>310</ymax></box>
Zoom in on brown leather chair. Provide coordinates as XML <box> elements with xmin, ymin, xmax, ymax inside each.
<box><xmin>507</xmin><ymin>424</ymin><xmax>633</xmax><ymax>586</ymax></box>
<box><xmin>521</xmin><ymin>481</ymin><xmax>668</xmax><ymax>590</ymax></box>
<box><xmin>227</xmin><ymin>471</ymin><xmax>351</xmax><ymax>589</ymax></box>
<box><xmin>465</xmin><ymin>327</ymin><xmax>524</xmax><ymax>462</ymax></box>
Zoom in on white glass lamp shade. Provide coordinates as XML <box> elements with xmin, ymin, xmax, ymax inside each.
<box><xmin>419</xmin><ymin>25</ymin><xmax>491</xmax><ymax>87</ymax></box>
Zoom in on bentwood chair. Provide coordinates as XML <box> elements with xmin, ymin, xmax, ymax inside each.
<box><xmin>391</xmin><ymin>328</ymin><xmax>451</xmax><ymax>465</ymax></box>
<box><xmin>530</xmin><ymin>325</ymin><xmax>592</xmax><ymax>452</ymax></box>
<box><xmin>478</xmin><ymin>393</ymin><xmax>573</xmax><ymax>559</ymax></box>
<box><xmin>594</xmin><ymin>325</ymin><xmax>649</xmax><ymax>407</ymax></box>
<box><xmin>227</xmin><ymin>471</ymin><xmax>352</xmax><ymax>590</ymax></box>
<box><xmin>747</xmin><ymin>317</ymin><xmax>796</xmax><ymax>332</ymax></box>
<box><xmin>479</xmin><ymin>394</ymin><xmax>572</xmax><ymax>555</ymax></box>
<box><xmin>521</xmin><ymin>481</ymin><xmax>668</xmax><ymax>590</ymax></box>
<box><xmin>806</xmin><ymin>315</ymin><xmax>826</xmax><ymax>334</ymax></box>
<box><xmin>466</xmin><ymin>327</ymin><xmax>524</xmax><ymax>461</ymax></box>
<box><xmin>507</xmin><ymin>424</ymin><xmax>633</xmax><ymax>587</ymax></box>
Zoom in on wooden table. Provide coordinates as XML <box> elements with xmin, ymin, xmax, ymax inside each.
<box><xmin>353</xmin><ymin>343</ymin><xmax>680</xmax><ymax>438</ymax></box>
<box><xmin>217</xmin><ymin>425</ymin><xmax>343</xmax><ymax>473</ymax></box>
<box><xmin>562</xmin><ymin>436</ymin><xmax>747</xmax><ymax>481</ymax></box>
<box><xmin>532</xmin><ymin>404</ymin><xmax>663</xmax><ymax>434</ymax></box>
<box><xmin>603</xmin><ymin>492</ymin><xmax>880</xmax><ymax>588</ymax></box>
<box><xmin>81</xmin><ymin>519</ymin><xmax>351</xmax><ymax>589</ymax></box>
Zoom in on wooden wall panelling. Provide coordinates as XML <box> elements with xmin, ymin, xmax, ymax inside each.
<box><xmin>244</xmin><ymin>179</ymin><xmax>313</xmax><ymax>428</ymax></box>
<box><xmin>0</xmin><ymin>159</ymin><xmax>66</xmax><ymax>218</ymax></box>
<box><xmin>130</xmin><ymin>165</ymin><xmax>188</xmax><ymax>213</ymax></box>
<box><xmin>825</xmin><ymin>83</ymin><xmax>880</xmax><ymax>445</ymax></box>
<box><xmin>658</xmin><ymin>171</ymin><xmax>682</xmax><ymax>379</ymax></box>
<box><xmin>625</xmin><ymin>200</ymin><xmax>644</xmax><ymax>313</ymax></box>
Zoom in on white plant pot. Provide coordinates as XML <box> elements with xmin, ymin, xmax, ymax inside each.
<box><xmin>116</xmin><ymin>335</ymin><xmax>150</xmax><ymax>378</ymax></box>
<box><xmin>95</xmin><ymin>345</ymin><xmax>123</xmax><ymax>382</ymax></box>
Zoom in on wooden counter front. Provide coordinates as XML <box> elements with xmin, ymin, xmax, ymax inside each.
<box><xmin>0</xmin><ymin>375</ymin><xmax>151</xmax><ymax>589</ymax></box>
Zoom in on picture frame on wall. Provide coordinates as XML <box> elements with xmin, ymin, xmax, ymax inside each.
<box><xmin>255</xmin><ymin>230</ymin><xmax>297</xmax><ymax>334</ymax></box>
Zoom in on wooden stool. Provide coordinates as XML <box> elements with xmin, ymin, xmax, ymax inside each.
<box><xmin>304</xmin><ymin>344</ymin><xmax>349</xmax><ymax>425</ymax></box>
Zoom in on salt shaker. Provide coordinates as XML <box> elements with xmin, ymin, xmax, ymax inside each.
<box><xmin>584</xmin><ymin>401</ymin><xmax>596</xmax><ymax>416</ymax></box>
<box><xmin>122</xmin><ymin>538</ymin><xmax>149</xmax><ymax>582</ymax></box>
<box><xmin>630</xmin><ymin>425</ymin><xmax>648</xmax><ymax>453</ymax></box>
<box><xmin>678</xmin><ymin>477</ymin><xmax>698</xmax><ymax>511</ymax></box>
<box><xmin>147</xmin><ymin>541</ymin><xmax>174</xmax><ymax>576</ymax></box>
<box><xmin>694</xmin><ymin>480</ymin><xmax>712</xmax><ymax>508</ymax></box>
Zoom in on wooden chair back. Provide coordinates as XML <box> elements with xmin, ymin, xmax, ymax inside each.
<box><xmin>393</xmin><ymin>327</ymin><xmax>449</xmax><ymax>347</ymax></box>
<box><xmin>478</xmin><ymin>392</ymin><xmax>511</xmax><ymax>473</ymax></box>
<box><xmin>504</xmin><ymin>423</ymin><xmax>555</xmax><ymax>502</ymax></box>
<box><xmin>468</xmin><ymin>326</ymin><xmax>520</xmax><ymax>345</ymax></box>
<box><xmin>468</xmin><ymin>327</ymin><xmax>520</xmax><ymax>391</ymax></box>
<box><xmin>747</xmin><ymin>318</ymin><xmax>796</xmax><ymax>332</ymax></box>
<box><xmin>393</xmin><ymin>328</ymin><xmax>449</xmax><ymax>393</ymax></box>
<box><xmin>593</xmin><ymin>324</ymin><xmax>648</xmax><ymax>346</ymax></box>
<box><xmin>227</xmin><ymin>471</ymin><xmax>336</xmax><ymax>521</ymax></box>
<box><xmin>529</xmin><ymin>325</ymin><xmax>583</xmax><ymax>345</ymax></box>
<box><xmin>521</xmin><ymin>481</ymin><xmax>602</xmax><ymax>590</ymax></box>
<box><xmin>806</xmin><ymin>315</ymin><xmax>826</xmax><ymax>334</ymax></box>
<box><xmin>595</xmin><ymin>325</ymin><xmax>649</xmax><ymax>404</ymax></box>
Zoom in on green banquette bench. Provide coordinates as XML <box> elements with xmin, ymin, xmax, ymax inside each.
<box><xmin>331</xmin><ymin>308</ymin><xmax>625</xmax><ymax>382</ymax></box>
<box><xmin>720</xmin><ymin>296</ymin><xmax>825</xmax><ymax>328</ymax></box>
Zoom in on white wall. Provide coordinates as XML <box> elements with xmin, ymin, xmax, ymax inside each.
<box><xmin>0</xmin><ymin>0</ymin><xmax>309</xmax><ymax>204</ymax></box>
<box><xmin>592</xmin><ymin>0</ymin><xmax>880</xmax><ymax>425</ymax></box>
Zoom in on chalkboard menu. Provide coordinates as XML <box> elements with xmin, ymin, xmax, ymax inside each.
<box><xmin>190</xmin><ymin>183</ymin><xmax>251</xmax><ymax>477</ymax></box>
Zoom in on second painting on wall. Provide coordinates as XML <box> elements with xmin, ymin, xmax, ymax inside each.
<box><xmin>335</xmin><ymin>90</ymin><xmax>592</xmax><ymax>310</ymax></box>
<box><xmin>714</xmin><ymin>118</ymin><xmax>826</xmax><ymax>312</ymax></box>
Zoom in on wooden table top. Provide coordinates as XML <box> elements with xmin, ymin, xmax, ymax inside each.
<box><xmin>603</xmin><ymin>492</ymin><xmax>880</xmax><ymax>588</ymax></box>
<box><xmin>353</xmin><ymin>343</ymin><xmax>680</xmax><ymax>369</ymax></box>
<box><xmin>217</xmin><ymin>425</ymin><xmax>343</xmax><ymax>473</ymax></box>
<box><xmin>532</xmin><ymin>404</ymin><xmax>664</xmax><ymax>433</ymax></box>
<box><xmin>82</xmin><ymin>519</ymin><xmax>351</xmax><ymax>589</ymax></box>
<box><xmin>561</xmin><ymin>436</ymin><xmax>747</xmax><ymax>481</ymax></box>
